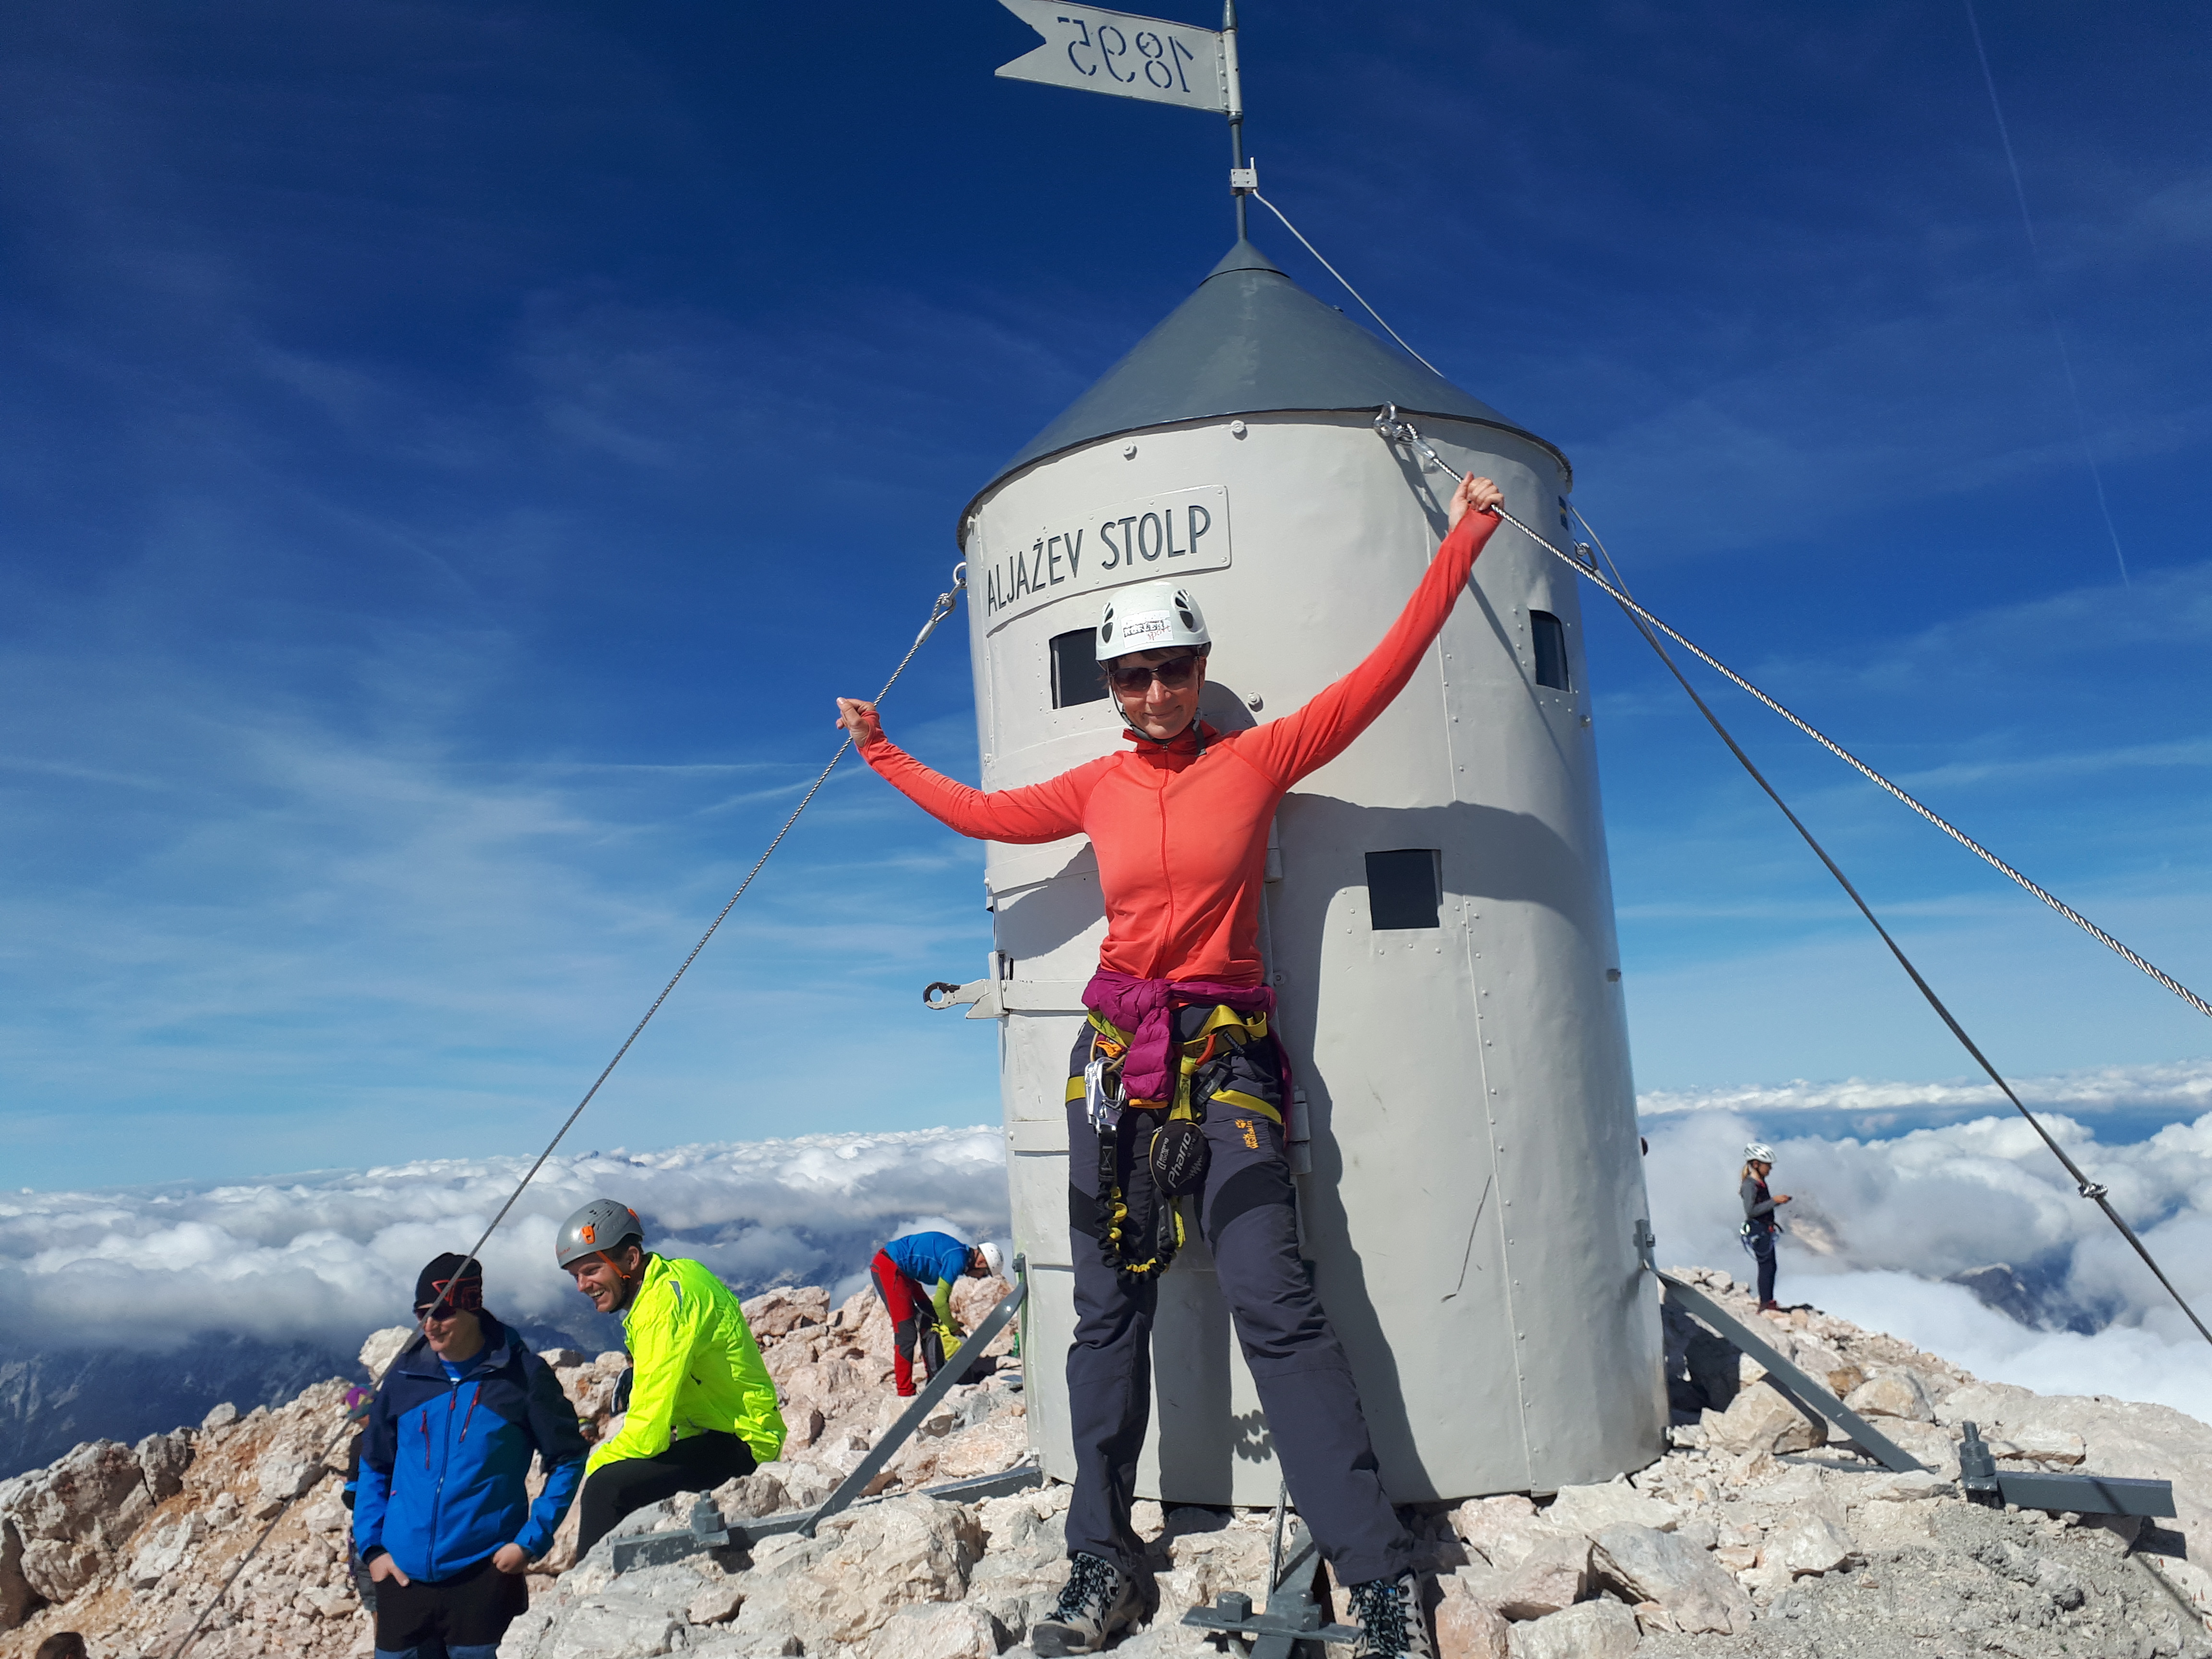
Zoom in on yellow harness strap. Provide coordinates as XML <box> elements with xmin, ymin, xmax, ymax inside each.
<box><xmin>1074</xmin><ymin>1003</ymin><xmax>1279</xmax><ymax>1277</ymax></box>
<box><xmin>1084</xmin><ymin>1006</ymin><xmax>1277</xmax><ymax>1121</ymax></box>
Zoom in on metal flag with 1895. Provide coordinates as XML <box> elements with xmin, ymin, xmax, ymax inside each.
<box><xmin>994</xmin><ymin>0</ymin><xmax>1238</xmax><ymax>117</ymax></box>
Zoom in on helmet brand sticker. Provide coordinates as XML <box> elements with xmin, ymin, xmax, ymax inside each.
<box><xmin>1118</xmin><ymin>611</ymin><xmax>1175</xmax><ymax>645</ymax></box>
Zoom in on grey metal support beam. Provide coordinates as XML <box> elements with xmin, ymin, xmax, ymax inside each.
<box><xmin>799</xmin><ymin>1258</ymin><xmax>1030</xmax><ymax>1537</ymax></box>
<box><xmin>1183</xmin><ymin>1521</ymin><xmax>1360</xmax><ymax>1657</ymax></box>
<box><xmin>609</xmin><ymin>1260</ymin><xmax>1033</xmax><ymax>1574</ymax></box>
<box><xmin>609</xmin><ymin>1464</ymin><xmax>1045</xmax><ymax>1574</ymax></box>
<box><xmin>1655</xmin><ymin>1269</ymin><xmax>1927</xmax><ymax>1476</ymax></box>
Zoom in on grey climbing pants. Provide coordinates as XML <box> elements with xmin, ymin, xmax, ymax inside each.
<box><xmin>1061</xmin><ymin>1015</ymin><xmax>1415</xmax><ymax>1588</ymax></box>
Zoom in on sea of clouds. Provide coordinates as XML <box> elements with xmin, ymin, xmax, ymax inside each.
<box><xmin>1643</xmin><ymin>1058</ymin><xmax>2212</xmax><ymax>1425</ymax></box>
<box><xmin>0</xmin><ymin>1127</ymin><xmax>1011</xmax><ymax>1361</ymax></box>
<box><xmin>6</xmin><ymin>1059</ymin><xmax>2212</xmax><ymax>1474</ymax></box>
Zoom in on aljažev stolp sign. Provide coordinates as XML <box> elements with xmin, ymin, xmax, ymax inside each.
<box><xmin>995</xmin><ymin>0</ymin><xmax>1243</xmax><ymax>120</ymax></box>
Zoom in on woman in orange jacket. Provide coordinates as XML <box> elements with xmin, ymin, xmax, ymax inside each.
<box><xmin>838</xmin><ymin>471</ymin><xmax>1503</xmax><ymax>1659</ymax></box>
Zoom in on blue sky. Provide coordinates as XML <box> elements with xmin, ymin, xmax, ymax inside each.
<box><xmin>3</xmin><ymin>0</ymin><xmax>2208</xmax><ymax>1190</ymax></box>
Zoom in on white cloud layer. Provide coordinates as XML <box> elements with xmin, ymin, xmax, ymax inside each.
<box><xmin>1638</xmin><ymin>1055</ymin><xmax>2212</xmax><ymax>1118</ymax></box>
<box><xmin>0</xmin><ymin>1126</ymin><xmax>1010</xmax><ymax>1356</ymax></box>
<box><xmin>1642</xmin><ymin>1086</ymin><xmax>2212</xmax><ymax>1423</ymax></box>
<box><xmin>12</xmin><ymin>1080</ymin><xmax>2212</xmax><ymax>1436</ymax></box>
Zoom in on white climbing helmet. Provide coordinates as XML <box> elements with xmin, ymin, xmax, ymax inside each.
<box><xmin>1096</xmin><ymin>581</ymin><xmax>1210</xmax><ymax>661</ymax></box>
<box><xmin>1744</xmin><ymin>1142</ymin><xmax>1776</xmax><ymax>1165</ymax></box>
<box><xmin>978</xmin><ymin>1240</ymin><xmax>1007</xmax><ymax>1278</ymax></box>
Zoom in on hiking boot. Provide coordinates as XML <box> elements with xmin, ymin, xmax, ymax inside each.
<box><xmin>1031</xmin><ymin>1552</ymin><xmax>1142</xmax><ymax>1655</ymax></box>
<box><xmin>1347</xmin><ymin>1571</ymin><xmax>1434</xmax><ymax>1659</ymax></box>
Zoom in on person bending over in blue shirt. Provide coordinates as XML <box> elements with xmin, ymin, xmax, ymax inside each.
<box><xmin>869</xmin><ymin>1232</ymin><xmax>1005</xmax><ymax>1396</ymax></box>
<box><xmin>354</xmin><ymin>1252</ymin><xmax>587</xmax><ymax>1659</ymax></box>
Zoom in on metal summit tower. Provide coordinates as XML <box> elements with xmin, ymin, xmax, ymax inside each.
<box><xmin>946</xmin><ymin>238</ymin><xmax>1666</xmax><ymax>1503</ymax></box>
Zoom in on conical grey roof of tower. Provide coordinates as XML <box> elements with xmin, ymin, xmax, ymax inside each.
<box><xmin>969</xmin><ymin>239</ymin><xmax>1569</xmax><ymax>515</ymax></box>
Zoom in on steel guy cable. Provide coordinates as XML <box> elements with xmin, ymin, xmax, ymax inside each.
<box><xmin>1373</xmin><ymin>406</ymin><xmax>2212</xmax><ymax>1028</ymax></box>
<box><xmin>422</xmin><ymin>563</ymin><xmax>968</xmax><ymax>1310</ymax></box>
<box><xmin>1248</xmin><ymin>191</ymin><xmax>1443</xmax><ymax>377</ymax></box>
<box><xmin>169</xmin><ymin>563</ymin><xmax>968</xmax><ymax>1659</ymax></box>
<box><xmin>1567</xmin><ymin>497</ymin><xmax>2211</xmax><ymax>1348</ymax></box>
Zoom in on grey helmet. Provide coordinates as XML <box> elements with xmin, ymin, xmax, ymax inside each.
<box><xmin>1743</xmin><ymin>1142</ymin><xmax>1777</xmax><ymax>1165</ymax></box>
<box><xmin>556</xmin><ymin>1198</ymin><xmax>643</xmax><ymax>1270</ymax></box>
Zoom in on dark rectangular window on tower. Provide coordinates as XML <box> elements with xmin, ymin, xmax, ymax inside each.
<box><xmin>1530</xmin><ymin>610</ymin><xmax>1570</xmax><ymax>692</ymax></box>
<box><xmin>1049</xmin><ymin>628</ymin><xmax>1107</xmax><ymax>708</ymax></box>
<box><xmin>1365</xmin><ymin>849</ymin><xmax>1441</xmax><ymax>930</ymax></box>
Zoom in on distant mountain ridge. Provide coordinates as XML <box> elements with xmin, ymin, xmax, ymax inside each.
<box><xmin>0</xmin><ymin>1334</ymin><xmax>352</xmax><ymax>1481</ymax></box>
<box><xmin>0</xmin><ymin>1317</ymin><xmax>616</xmax><ymax>1480</ymax></box>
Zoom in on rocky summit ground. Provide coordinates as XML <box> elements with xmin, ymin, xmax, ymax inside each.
<box><xmin>2</xmin><ymin>1266</ymin><xmax>2208</xmax><ymax>1659</ymax></box>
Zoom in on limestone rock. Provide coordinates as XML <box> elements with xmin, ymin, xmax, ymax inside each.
<box><xmin>537</xmin><ymin>1579</ymin><xmax>689</xmax><ymax>1658</ymax></box>
<box><xmin>743</xmin><ymin>1285</ymin><xmax>831</xmax><ymax>1340</ymax></box>
<box><xmin>1154</xmin><ymin>1519</ymin><xmax>1271</xmax><ymax>1623</ymax></box>
<box><xmin>1497</xmin><ymin>1531</ymin><xmax>1590</xmax><ymax>1621</ymax></box>
<box><xmin>359</xmin><ymin>1325</ymin><xmax>413</xmax><ymax>1382</ymax></box>
<box><xmin>930</xmin><ymin>1418</ymin><xmax>1031</xmax><ymax>1483</ymax></box>
<box><xmin>1451</xmin><ymin>1494</ymin><xmax>1543</xmax><ymax>1569</ymax></box>
<box><xmin>201</xmin><ymin>1402</ymin><xmax>240</xmax><ymax>1432</ymax></box>
<box><xmin>0</xmin><ymin>1518</ymin><xmax>34</xmax><ymax>1631</ymax></box>
<box><xmin>1785</xmin><ymin>1339</ymin><xmax>1862</xmax><ymax>1399</ymax></box>
<box><xmin>1875</xmin><ymin>1418</ymin><xmax>1962</xmax><ymax>1476</ymax></box>
<box><xmin>1990</xmin><ymin>1425</ymin><xmax>2087</xmax><ymax>1465</ymax></box>
<box><xmin>860</xmin><ymin>1599</ymin><xmax>1003</xmax><ymax>1658</ymax></box>
<box><xmin>1504</xmin><ymin>1597</ymin><xmax>1642</xmax><ymax>1659</ymax></box>
<box><xmin>687</xmin><ymin>1578</ymin><xmax>745</xmax><ymax>1624</ymax></box>
<box><xmin>6</xmin><ymin>1439</ymin><xmax>151</xmax><ymax>1602</ymax></box>
<box><xmin>1436</xmin><ymin>1586</ymin><xmax>1513</xmax><ymax>1659</ymax></box>
<box><xmin>1671</xmin><ymin>1513</ymin><xmax>1717</xmax><ymax>1552</ymax></box>
<box><xmin>253</xmin><ymin>1448</ymin><xmax>323</xmax><ymax>1517</ymax></box>
<box><xmin>1843</xmin><ymin>1369</ymin><xmax>1933</xmax><ymax>1421</ymax></box>
<box><xmin>1856</xmin><ymin>1468</ymin><xmax>1948</xmax><ymax>1502</ymax></box>
<box><xmin>1589</xmin><ymin>1524</ymin><xmax>1751</xmax><ymax>1635</ymax></box>
<box><xmin>1768</xmin><ymin>1512</ymin><xmax>1853</xmax><ymax>1577</ymax></box>
<box><xmin>135</xmin><ymin>1429</ymin><xmax>195</xmax><ymax>1500</ymax></box>
<box><xmin>763</xmin><ymin>1495</ymin><xmax>985</xmax><ymax>1648</ymax></box>
<box><xmin>1704</xmin><ymin>1380</ymin><xmax>1824</xmax><ymax>1455</ymax></box>
<box><xmin>128</xmin><ymin>1515</ymin><xmax>204</xmax><ymax>1590</ymax></box>
<box><xmin>1543</xmin><ymin>1483</ymin><xmax>1677</xmax><ymax>1540</ymax></box>
<box><xmin>710</xmin><ymin>1470</ymin><xmax>788</xmax><ymax>1524</ymax></box>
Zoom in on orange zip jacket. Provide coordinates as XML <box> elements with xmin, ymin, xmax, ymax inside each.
<box><xmin>860</xmin><ymin>510</ymin><xmax>1500</xmax><ymax>986</ymax></box>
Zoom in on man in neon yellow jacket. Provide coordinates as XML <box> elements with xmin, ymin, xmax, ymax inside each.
<box><xmin>555</xmin><ymin>1199</ymin><xmax>785</xmax><ymax>1558</ymax></box>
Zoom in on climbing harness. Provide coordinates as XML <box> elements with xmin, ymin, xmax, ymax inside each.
<box><xmin>167</xmin><ymin>564</ymin><xmax>969</xmax><ymax>1659</ymax></box>
<box><xmin>1070</xmin><ymin>1004</ymin><xmax>1279</xmax><ymax>1278</ymax></box>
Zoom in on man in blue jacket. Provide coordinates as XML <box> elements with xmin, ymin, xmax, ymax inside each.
<box><xmin>355</xmin><ymin>1252</ymin><xmax>588</xmax><ymax>1659</ymax></box>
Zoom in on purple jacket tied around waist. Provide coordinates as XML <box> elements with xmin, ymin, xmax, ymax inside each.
<box><xmin>1083</xmin><ymin>969</ymin><xmax>1287</xmax><ymax>1109</ymax></box>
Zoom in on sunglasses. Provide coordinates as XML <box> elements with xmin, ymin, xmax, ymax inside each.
<box><xmin>1106</xmin><ymin>654</ymin><xmax>1203</xmax><ymax>694</ymax></box>
<box><xmin>416</xmin><ymin>1278</ymin><xmax>483</xmax><ymax>1321</ymax></box>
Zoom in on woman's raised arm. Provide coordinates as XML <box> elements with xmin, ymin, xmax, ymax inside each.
<box><xmin>1239</xmin><ymin>476</ymin><xmax>1503</xmax><ymax>787</ymax></box>
<box><xmin>838</xmin><ymin>699</ymin><xmax>1102</xmax><ymax>843</ymax></box>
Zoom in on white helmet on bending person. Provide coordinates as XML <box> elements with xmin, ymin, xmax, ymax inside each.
<box><xmin>1096</xmin><ymin>581</ymin><xmax>1210</xmax><ymax>661</ymax></box>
